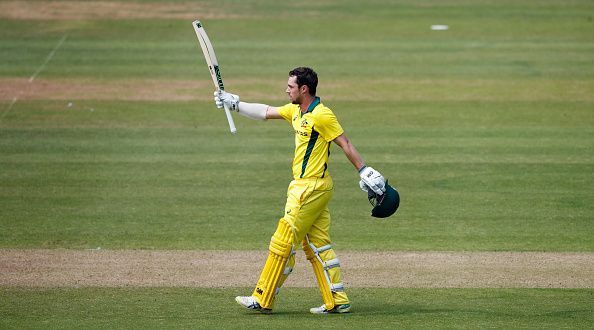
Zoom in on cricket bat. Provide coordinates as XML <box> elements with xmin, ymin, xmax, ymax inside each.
<box><xmin>192</xmin><ymin>20</ymin><xmax>237</xmax><ymax>134</ymax></box>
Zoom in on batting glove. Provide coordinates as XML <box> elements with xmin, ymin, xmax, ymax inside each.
<box><xmin>359</xmin><ymin>166</ymin><xmax>386</xmax><ymax>195</ymax></box>
<box><xmin>214</xmin><ymin>90</ymin><xmax>240</xmax><ymax>112</ymax></box>
<box><xmin>359</xmin><ymin>179</ymin><xmax>371</xmax><ymax>193</ymax></box>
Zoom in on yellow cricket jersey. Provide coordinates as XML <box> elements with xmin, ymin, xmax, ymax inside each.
<box><xmin>277</xmin><ymin>97</ymin><xmax>344</xmax><ymax>180</ymax></box>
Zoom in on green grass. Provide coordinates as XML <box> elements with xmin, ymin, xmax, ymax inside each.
<box><xmin>1</xmin><ymin>288</ymin><xmax>592</xmax><ymax>329</ymax></box>
<box><xmin>1</xmin><ymin>1</ymin><xmax>593</xmax><ymax>328</ymax></box>
<box><xmin>1</xmin><ymin>99</ymin><xmax>592</xmax><ymax>250</ymax></box>
<box><xmin>1</xmin><ymin>1</ymin><xmax>593</xmax><ymax>80</ymax></box>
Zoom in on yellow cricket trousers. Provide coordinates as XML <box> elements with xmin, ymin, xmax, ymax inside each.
<box><xmin>253</xmin><ymin>176</ymin><xmax>349</xmax><ymax>309</ymax></box>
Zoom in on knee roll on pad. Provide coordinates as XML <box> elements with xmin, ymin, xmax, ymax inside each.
<box><xmin>269</xmin><ymin>226</ymin><xmax>294</xmax><ymax>257</ymax></box>
<box><xmin>270</xmin><ymin>219</ymin><xmax>295</xmax><ymax>278</ymax></box>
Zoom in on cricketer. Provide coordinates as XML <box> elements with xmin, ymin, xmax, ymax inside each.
<box><xmin>214</xmin><ymin>67</ymin><xmax>387</xmax><ymax>314</ymax></box>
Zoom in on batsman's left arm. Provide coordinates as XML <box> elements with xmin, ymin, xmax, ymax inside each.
<box><xmin>334</xmin><ymin>134</ymin><xmax>386</xmax><ymax>195</ymax></box>
<box><xmin>333</xmin><ymin>134</ymin><xmax>365</xmax><ymax>171</ymax></box>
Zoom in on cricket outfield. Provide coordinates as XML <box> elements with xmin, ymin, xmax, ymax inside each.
<box><xmin>1</xmin><ymin>0</ymin><xmax>593</xmax><ymax>328</ymax></box>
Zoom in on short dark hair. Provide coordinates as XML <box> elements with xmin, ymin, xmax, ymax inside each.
<box><xmin>289</xmin><ymin>67</ymin><xmax>318</xmax><ymax>96</ymax></box>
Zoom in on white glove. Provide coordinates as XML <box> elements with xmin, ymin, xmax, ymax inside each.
<box><xmin>359</xmin><ymin>166</ymin><xmax>386</xmax><ymax>195</ymax></box>
<box><xmin>359</xmin><ymin>180</ymin><xmax>370</xmax><ymax>193</ymax></box>
<box><xmin>213</xmin><ymin>90</ymin><xmax>240</xmax><ymax>112</ymax></box>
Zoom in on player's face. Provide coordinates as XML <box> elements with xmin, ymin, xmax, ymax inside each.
<box><xmin>286</xmin><ymin>76</ymin><xmax>301</xmax><ymax>104</ymax></box>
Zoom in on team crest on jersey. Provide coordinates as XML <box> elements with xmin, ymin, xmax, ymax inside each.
<box><xmin>300</xmin><ymin>118</ymin><xmax>309</xmax><ymax>128</ymax></box>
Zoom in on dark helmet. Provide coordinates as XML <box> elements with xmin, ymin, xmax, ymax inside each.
<box><xmin>368</xmin><ymin>181</ymin><xmax>400</xmax><ymax>218</ymax></box>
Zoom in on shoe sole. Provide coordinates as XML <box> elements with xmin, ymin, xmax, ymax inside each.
<box><xmin>310</xmin><ymin>304</ymin><xmax>351</xmax><ymax>314</ymax></box>
<box><xmin>235</xmin><ymin>297</ymin><xmax>272</xmax><ymax>314</ymax></box>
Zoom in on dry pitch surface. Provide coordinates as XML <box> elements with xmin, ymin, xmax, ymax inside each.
<box><xmin>1</xmin><ymin>250</ymin><xmax>593</xmax><ymax>288</ymax></box>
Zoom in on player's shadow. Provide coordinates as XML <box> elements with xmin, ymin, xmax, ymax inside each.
<box><xmin>353</xmin><ymin>302</ymin><xmax>456</xmax><ymax>316</ymax></box>
<box><xmin>241</xmin><ymin>302</ymin><xmax>455</xmax><ymax>316</ymax></box>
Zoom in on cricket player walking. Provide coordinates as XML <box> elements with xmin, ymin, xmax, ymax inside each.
<box><xmin>214</xmin><ymin>67</ymin><xmax>386</xmax><ymax>314</ymax></box>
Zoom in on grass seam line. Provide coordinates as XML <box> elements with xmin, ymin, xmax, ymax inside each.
<box><xmin>2</xmin><ymin>33</ymin><xmax>68</xmax><ymax>123</ymax></box>
<box><xmin>0</xmin><ymin>96</ymin><xmax>18</xmax><ymax>123</ymax></box>
<box><xmin>29</xmin><ymin>33</ymin><xmax>68</xmax><ymax>83</ymax></box>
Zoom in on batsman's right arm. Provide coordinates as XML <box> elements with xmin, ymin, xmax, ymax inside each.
<box><xmin>238</xmin><ymin>102</ymin><xmax>268</xmax><ymax>120</ymax></box>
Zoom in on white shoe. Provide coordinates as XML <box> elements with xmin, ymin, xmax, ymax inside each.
<box><xmin>235</xmin><ymin>296</ymin><xmax>271</xmax><ymax>314</ymax></box>
<box><xmin>310</xmin><ymin>303</ymin><xmax>351</xmax><ymax>314</ymax></box>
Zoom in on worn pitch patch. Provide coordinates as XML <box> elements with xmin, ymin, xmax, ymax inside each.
<box><xmin>1</xmin><ymin>249</ymin><xmax>593</xmax><ymax>288</ymax></box>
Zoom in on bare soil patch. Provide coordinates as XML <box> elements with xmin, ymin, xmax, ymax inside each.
<box><xmin>1</xmin><ymin>78</ymin><xmax>207</xmax><ymax>102</ymax></box>
<box><xmin>1</xmin><ymin>249</ymin><xmax>592</xmax><ymax>288</ymax></box>
<box><xmin>0</xmin><ymin>1</ymin><xmax>236</xmax><ymax>20</ymax></box>
<box><xmin>3</xmin><ymin>78</ymin><xmax>592</xmax><ymax>103</ymax></box>
<box><xmin>0</xmin><ymin>78</ymin><xmax>281</xmax><ymax>102</ymax></box>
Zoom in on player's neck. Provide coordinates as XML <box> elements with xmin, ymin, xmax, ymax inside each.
<box><xmin>299</xmin><ymin>95</ymin><xmax>315</xmax><ymax>113</ymax></box>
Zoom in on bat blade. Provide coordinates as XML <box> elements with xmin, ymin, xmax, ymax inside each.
<box><xmin>192</xmin><ymin>20</ymin><xmax>237</xmax><ymax>134</ymax></box>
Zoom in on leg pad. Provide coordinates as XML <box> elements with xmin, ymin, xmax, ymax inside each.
<box><xmin>252</xmin><ymin>219</ymin><xmax>294</xmax><ymax>309</ymax></box>
<box><xmin>303</xmin><ymin>236</ymin><xmax>344</xmax><ymax>310</ymax></box>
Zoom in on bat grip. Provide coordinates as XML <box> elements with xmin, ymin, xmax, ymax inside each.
<box><xmin>223</xmin><ymin>103</ymin><xmax>237</xmax><ymax>134</ymax></box>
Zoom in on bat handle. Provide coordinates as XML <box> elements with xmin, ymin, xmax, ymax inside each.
<box><xmin>223</xmin><ymin>103</ymin><xmax>237</xmax><ymax>134</ymax></box>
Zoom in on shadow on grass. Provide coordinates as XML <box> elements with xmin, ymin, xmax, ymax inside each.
<box><xmin>233</xmin><ymin>301</ymin><xmax>455</xmax><ymax>317</ymax></box>
<box><xmin>353</xmin><ymin>302</ymin><xmax>456</xmax><ymax>316</ymax></box>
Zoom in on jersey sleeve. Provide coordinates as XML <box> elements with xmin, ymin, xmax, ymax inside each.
<box><xmin>314</xmin><ymin>107</ymin><xmax>344</xmax><ymax>142</ymax></box>
<box><xmin>276</xmin><ymin>104</ymin><xmax>295</xmax><ymax>123</ymax></box>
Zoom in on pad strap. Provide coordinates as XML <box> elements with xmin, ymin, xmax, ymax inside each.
<box><xmin>323</xmin><ymin>258</ymin><xmax>341</xmax><ymax>270</ymax></box>
<box><xmin>316</xmin><ymin>244</ymin><xmax>332</xmax><ymax>253</ymax></box>
<box><xmin>331</xmin><ymin>282</ymin><xmax>344</xmax><ymax>292</ymax></box>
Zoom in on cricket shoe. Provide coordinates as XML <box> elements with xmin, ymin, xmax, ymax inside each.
<box><xmin>235</xmin><ymin>296</ymin><xmax>271</xmax><ymax>314</ymax></box>
<box><xmin>310</xmin><ymin>303</ymin><xmax>351</xmax><ymax>314</ymax></box>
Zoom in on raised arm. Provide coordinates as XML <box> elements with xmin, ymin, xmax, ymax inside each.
<box><xmin>265</xmin><ymin>106</ymin><xmax>283</xmax><ymax>119</ymax></box>
<box><xmin>214</xmin><ymin>91</ymin><xmax>284</xmax><ymax>120</ymax></box>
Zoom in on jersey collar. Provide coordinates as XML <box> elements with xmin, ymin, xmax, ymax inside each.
<box><xmin>301</xmin><ymin>97</ymin><xmax>320</xmax><ymax>117</ymax></box>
